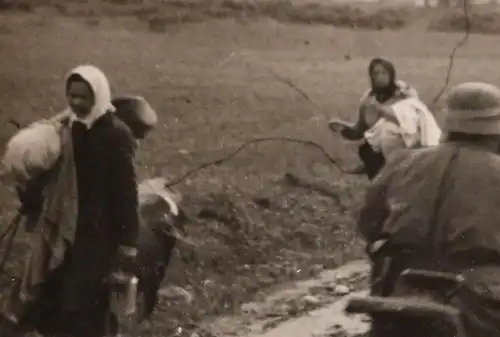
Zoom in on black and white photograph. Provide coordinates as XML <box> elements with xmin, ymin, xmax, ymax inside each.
<box><xmin>0</xmin><ymin>0</ymin><xmax>497</xmax><ymax>336</ymax></box>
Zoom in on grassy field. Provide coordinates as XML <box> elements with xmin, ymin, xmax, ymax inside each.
<box><xmin>2</xmin><ymin>4</ymin><xmax>500</xmax><ymax>336</ymax></box>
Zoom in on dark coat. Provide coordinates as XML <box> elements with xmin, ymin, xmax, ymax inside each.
<box><xmin>20</xmin><ymin>112</ymin><xmax>140</xmax><ymax>336</ymax></box>
<box><xmin>60</xmin><ymin>111</ymin><xmax>139</xmax><ymax>309</ymax></box>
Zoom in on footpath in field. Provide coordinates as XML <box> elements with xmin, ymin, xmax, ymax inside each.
<box><xmin>200</xmin><ymin>260</ymin><xmax>372</xmax><ymax>337</ymax></box>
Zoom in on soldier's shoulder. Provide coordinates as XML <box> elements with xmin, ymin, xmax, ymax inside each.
<box><xmin>385</xmin><ymin>146</ymin><xmax>441</xmax><ymax>169</ymax></box>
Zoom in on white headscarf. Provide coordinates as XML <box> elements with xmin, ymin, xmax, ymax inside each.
<box><xmin>1</xmin><ymin>65</ymin><xmax>116</xmax><ymax>186</ymax></box>
<box><xmin>65</xmin><ymin>64</ymin><xmax>115</xmax><ymax>129</ymax></box>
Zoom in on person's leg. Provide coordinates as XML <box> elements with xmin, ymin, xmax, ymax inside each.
<box><xmin>34</xmin><ymin>284</ymin><xmax>112</xmax><ymax>337</ymax></box>
<box><xmin>358</xmin><ymin>141</ymin><xmax>386</xmax><ymax>180</ymax></box>
<box><xmin>55</xmin><ymin>302</ymin><xmax>111</xmax><ymax>337</ymax></box>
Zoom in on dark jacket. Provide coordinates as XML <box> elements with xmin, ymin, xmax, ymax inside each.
<box><xmin>60</xmin><ymin>111</ymin><xmax>139</xmax><ymax>310</ymax></box>
<box><xmin>14</xmin><ymin>112</ymin><xmax>139</xmax><ymax>335</ymax></box>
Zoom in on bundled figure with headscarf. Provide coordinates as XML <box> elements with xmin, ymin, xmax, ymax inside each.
<box><xmin>0</xmin><ymin>65</ymin><xmax>147</xmax><ymax>337</ymax></box>
<box><xmin>329</xmin><ymin>57</ymin><xmax>441</xmax><ymax>179</ymax></box>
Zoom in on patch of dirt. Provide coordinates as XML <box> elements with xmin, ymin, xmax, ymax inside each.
<box><xmin>136</xmin><ymin>173</ymin><xmax>366</xmax><ymax>336</ymax></box>
<box><xmin>199</xmin><ymin>260</ymin><xmax>370</xmax><ymax>337</ymax></box>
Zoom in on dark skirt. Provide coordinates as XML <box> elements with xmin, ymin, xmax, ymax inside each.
<box><xmin>358</xmin><ymin>141</ymin><xmax>386</xmax><ymax>180</ymax></box>
<box><xmin>12</xmin><ymin>258</ymin><xmax>116</xmax><ymax>337</ymax></box>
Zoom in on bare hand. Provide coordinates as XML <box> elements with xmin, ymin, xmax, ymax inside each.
<box><xmin>328</xmin><ymin>119</ymin><xmax>351</xmax><ymax>133</ymax></box>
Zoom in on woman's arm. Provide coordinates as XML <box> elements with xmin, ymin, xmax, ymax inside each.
<box><xmin>334</xmin><ymin>90</ymin><xmax>375</xmax><ymax>140</ymax></box>
<box><xmin>341</xmin><ymin>124</ymin><xmax>365</xmax><ymax>140</ymax></box>
<box><xmin>108</xmin><ymin>124</ymin><xmax>140</xmax><ymax>265</ymax></box>
<box><xmin>17</xmin><ymin>169</ymin><xmax>54</xmax><ymax>231</ymax></box>
<box><xmin>340</xmin><ymin>102</ymin><xmax>370</xmax><ymax>140</ymax></box>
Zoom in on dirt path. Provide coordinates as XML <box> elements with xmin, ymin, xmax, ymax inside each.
<box><xmin>246</xmin><ymin>291</ymin><xmax>370</xmax><ymax>337</ymax></box>
<box><xmin>200</xmin><ymin>260</ymin><xmax>371</xmax><ymax>337</ymax></box>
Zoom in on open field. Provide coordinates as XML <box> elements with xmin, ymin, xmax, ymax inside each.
<box><xmin>4</xmin><ymin>0</ymin><xmax>500</xmax><ymax>33</ymax></box>
<box><xmin>2</xmin><ymin>4</ymin><xmax>500</xmax><ymax>336</ymax></box>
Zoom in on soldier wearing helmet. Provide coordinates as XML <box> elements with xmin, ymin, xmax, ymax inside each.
<box><xmin>359</xmin><ymin>82</ymin><xmax>500</xmax><ymax>337</ymax></box>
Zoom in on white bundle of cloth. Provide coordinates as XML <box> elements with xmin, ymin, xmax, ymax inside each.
<box><xmin>1</xmin><ymin>96</ymin><xmax>158</xmax><ymax>188</ymax></box>
<box><xmin>138</xmin><ymin>177</ymin><xmax>181</xmax><ymax>221</ymax></box>
<box><xmin>2</xmin><ymin>123</ymin><xmax>179</xmax><ymax>223</ymax></box>
<box><xmin>1</xmin><ymin>120</ymin><xmax>63</xmax><ymax>187</ymax></box>
<box><xmin>364</xmin><ymin>97</ymin><xmax>442</xmax><ymax>157</ymax></box>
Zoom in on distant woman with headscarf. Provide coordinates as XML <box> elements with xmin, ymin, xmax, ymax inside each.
<box><xmin>1</xmin><ymin>65</ymin><xmax>139</xmax><ymax>337</ymax></box>
<box><xmin>329</xmin><ymin>57</ymin><xmax>426</xmax><ymax>179</ymax></box>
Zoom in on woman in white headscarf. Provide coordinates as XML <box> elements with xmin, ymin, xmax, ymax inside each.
<box><xmin>328</xmin><ymin>57</ymin><xmax>441</xmax><ymax>180</ymax></box>
<box><xmin>1</xmin><ymin>65</ymin><xmax>140</xmax><ymax>337</ymax></box>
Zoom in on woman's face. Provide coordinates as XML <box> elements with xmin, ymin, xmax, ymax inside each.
<box><xmin>371</xmin><ymin>63</ymin><xmax>391</xmax><ymax>89</ymax></box>
<box><xmin>67</xmin><ymin>80</ymin><xmax>94</xmax><ymax>118</ymax></box>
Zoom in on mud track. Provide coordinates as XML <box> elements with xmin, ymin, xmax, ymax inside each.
<box><xmin>200</xmin><ymin>260</ymin><xmax>371</xmax><ymax>337</ymax></box>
